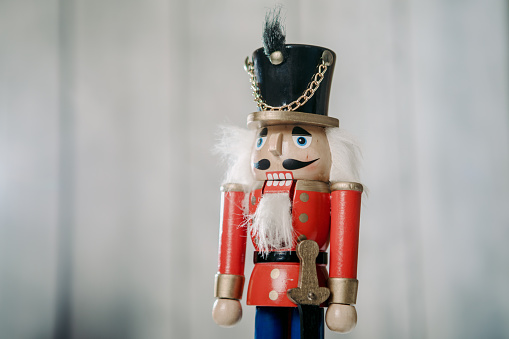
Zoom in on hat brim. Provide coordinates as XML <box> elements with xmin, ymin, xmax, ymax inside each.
<box><xmin>247</xmin><ymin>111</ymin><xmax>339</xmax><ymax>129</ymax></box>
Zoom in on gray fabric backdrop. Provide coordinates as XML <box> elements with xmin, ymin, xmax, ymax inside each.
<box><xmin>1</xmin><ymin>0</ymin><xmax>508</xmax><ymax>338</ymax></box>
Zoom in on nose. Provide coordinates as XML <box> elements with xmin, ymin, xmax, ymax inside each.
<box><xmin>268</xmin><ymin>132</ymin><xmax>283</xmax><ymax>156</ymax></box>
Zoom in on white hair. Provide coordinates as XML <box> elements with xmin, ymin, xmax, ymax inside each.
<box><xmin>215</xmin><ymin>125</ymin><xmax>256</xmax><ymax>188</ymax></box>
<box><xmin>326</xmin><ymin>127</ymin><xmax>362</xmax><ymax>183</ymax></box>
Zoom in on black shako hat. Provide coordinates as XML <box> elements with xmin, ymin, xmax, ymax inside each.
<box><xmin>246</xmin><ymin>44</ymin><xmax>339</xmax><ymax>129</ymax></box>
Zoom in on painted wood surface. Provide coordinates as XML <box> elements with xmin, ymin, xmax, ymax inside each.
<box><xmin>1</xmin><ymin>1</ymin><xmax>508</xmax><ymax>338</ymax></box>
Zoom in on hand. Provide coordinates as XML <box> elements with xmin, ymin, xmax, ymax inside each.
<box><xmin>325</xmin><ymin>304</ymin><xmax>357</xmax><ymax>333</ymax></box>
<box><xmin>212</xmin><ymin>298</ymin><xmax>242</xmax><ymax>327</ymax></box>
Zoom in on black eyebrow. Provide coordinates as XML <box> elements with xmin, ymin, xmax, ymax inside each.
<box><xmin>258</xmin><ymin>127</ymin><xmax>268</xmax><ymax>137</ymax></box>
<box><xmin>292</xmin><ymin>127</ymin><xmax>311</xmax><ymax>136</ymax></box>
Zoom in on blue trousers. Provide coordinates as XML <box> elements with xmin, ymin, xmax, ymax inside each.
<box><xmin>254</xmin><ymin>307</ymin><xmax>324</xmax><ymax>339</ymax></box>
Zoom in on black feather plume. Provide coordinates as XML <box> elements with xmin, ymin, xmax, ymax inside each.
<box><xmin>262</xmin><ymin>7</ymin><xmax>286</xmax><ymax>57</ymax></box>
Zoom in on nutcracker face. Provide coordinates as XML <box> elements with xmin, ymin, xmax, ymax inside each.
<box><xmin>251</xmin><ymin>124</ymin><xmax>331</xmax><ymax>182</ymax></box>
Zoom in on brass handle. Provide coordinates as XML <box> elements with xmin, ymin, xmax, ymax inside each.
<box><xmin>287</xmin><ymin>240</ymin><xmax>330</xmax><ymax>305</ymax></box>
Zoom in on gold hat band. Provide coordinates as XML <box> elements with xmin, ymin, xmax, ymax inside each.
<box><xmin>247</xmin><ymin>111</ymin><xmax>339</xmax><ymax>129</ymax></box>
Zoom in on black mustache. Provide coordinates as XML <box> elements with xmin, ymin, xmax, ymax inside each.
<box><xmin>283</xmin><ymin>158</ymin><xmax>319</xmax><ymax>170</ymax></box>
<box><xmin>254</xmin><ymin>158</ymin><xmax>319</xmax><ymax>171</ymax></box>
<box><xmin>253</xmin><ymin>159</ymin><xmax>271</xmax><ymax>170</ymax></box>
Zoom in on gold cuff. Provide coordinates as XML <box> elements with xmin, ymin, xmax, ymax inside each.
<box><xmin>214</xmin><ymin>274</ymin><xmax>245</xmax><ymax>300</ymax></box>
<box><xmin>330</xmin><ymin>182</ymin><xmax>363</xmax><ymax>193</ymax></box>
<box><xmin>328</xmin><ymin>278</ymin><xmax>358</xmax><ymax>304</ymax></box>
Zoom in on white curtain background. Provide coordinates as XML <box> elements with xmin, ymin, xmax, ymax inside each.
<box><xmin>1</xmin><ymin>1</ymin><xmax>508</xmax><ymax>338</ymax></box>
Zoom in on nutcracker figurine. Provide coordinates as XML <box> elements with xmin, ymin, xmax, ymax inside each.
<box><xmin>213</xmin><ymin>12</ymin><xmax>363</xmax><ymax>339</ymax></box>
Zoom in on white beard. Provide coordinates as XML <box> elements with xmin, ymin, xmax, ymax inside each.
<box><xmin>248</xmin><ymin>193</ymin><xmax>294</xmax><ymax>255</ymax></box>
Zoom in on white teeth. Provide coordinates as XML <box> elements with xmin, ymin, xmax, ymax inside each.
<box><xmin>266</xmin><ymin>172</ymin><xmax>293</xmax><ymax>185</ymax></box>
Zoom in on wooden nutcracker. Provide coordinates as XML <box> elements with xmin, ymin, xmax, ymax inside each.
<box><xmin>213</xmin><ymin>12</ymin><xmax>363</xmax><ymax>339</ymax></box>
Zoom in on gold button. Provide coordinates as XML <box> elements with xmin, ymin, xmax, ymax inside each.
<box><xmin>269</xmin><ymin>51</ymin><xmax>284</xmax><ymax>65</ymax></box>
<box><xmin>251</xmin><ymin>195</ymin><xmax>256</xmax><ymax>205</ymax></box>
<box><xmin>299</xmin><ymin>213</ymin><xmax>308</xmax><ymax>223</ymax></box>
<box><xmin>269</xmin><ymin>290</ymin><xmax>278</xmax><ymax>301</ymax></box>
<box><xmin>270</xmin><ymin>269</ymin><xmax>280</xmax><ymax>279</ymax></box>
<box><xmin>299</xmin><ymin>193</ymin><xmax>309</xmax><ymax>202</ymax></box>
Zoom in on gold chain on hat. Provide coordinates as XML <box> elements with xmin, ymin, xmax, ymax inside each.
<box><xmin>244</xmin><ymin>51</ymin><xmax>333</xmax><ymax>112</ymax></box>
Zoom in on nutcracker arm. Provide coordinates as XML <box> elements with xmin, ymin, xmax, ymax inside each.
<box><xmin>213</xmin><ymin>183</ymin><xmax>248</xmax><ymax>327</ymax></box>
<box><xmin>327</xmin><ymin>182</ymin><xmax>362</xmax><ymax>333</ymax></box>
<box><xmin>217</xmin><ymin>183</ymin><xmax>248</xmax><ymax>278</ymax></box>
<box><xmin>328</xmin><ymin>181</ymin><xmax>363</xmax><ymax>283</ymax></box>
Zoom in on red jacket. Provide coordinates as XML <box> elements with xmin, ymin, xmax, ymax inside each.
<box><xmin>216</xmin><ymin>180</ymin><xmax>362</xmax><ymax>307</ymax></box>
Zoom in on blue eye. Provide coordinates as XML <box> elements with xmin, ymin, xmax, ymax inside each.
<box><xmin>256</xmin><ymin>136</ymin><xmax>267</xmax><ymax>150</ymax></box>
<box><xmin>297</xmin><ymin>137</ymin><xmax>307</xmax><ymax>146</ymax></box>
<box><xmin>292</xmin><ymin>135</ymin><xmax>312</xmax><ymax>149</ymax></box>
